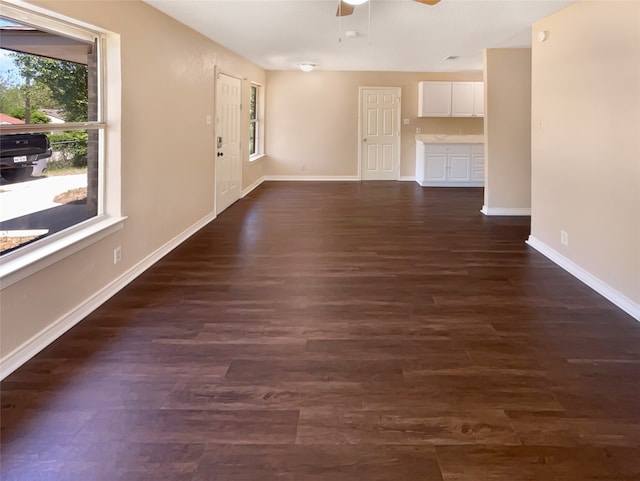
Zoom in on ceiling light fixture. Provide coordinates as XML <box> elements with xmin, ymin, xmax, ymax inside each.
<box><xmin>299</xmin><ymin>63</ymin><xmax>316</xmax><ymax>72</ymax></box>
<box><xmin>343</xmin><ymin>0</ymin><xmax>368</xmax><ymax>5</ymax></box>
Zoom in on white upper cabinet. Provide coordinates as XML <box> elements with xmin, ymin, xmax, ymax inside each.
<box><xmin>451</xmin><ymin>82</ymin><xmax>475</xmax><ymax>116</ymax></box>
<box><xmin>418</xmin><ymin>81</ymin><xmax>484</xmax><ymax>117</ymax></box>
<box><xmin>418</xmin><ymin>81</ymin><xmax>452</xmax><ymax>117</ymax></box>
<box><xmin>451</xmin><ymin>82</ymin><xmax>484</xmax><ymax>117</ymax></box>
<box><xmin>473</xmin><ymin>82</ymin><xmax>484</xmax><ymax>116</ymax></box>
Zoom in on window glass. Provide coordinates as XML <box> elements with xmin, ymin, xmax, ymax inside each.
<box><xmin>0</xmin><ymin>16</ymin><xmax>101</xmax><ymax>255</ymax></box>
<box><xmin>249</xmin><ymin>84</ymin><xmax>258</xmax><ymax>156</ymax></box>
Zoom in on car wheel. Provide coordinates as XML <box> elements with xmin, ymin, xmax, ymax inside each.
<box><xmin>2</xmin><ymin>166</ymin><xmax>34</xmax><ymax>183</ymax></box>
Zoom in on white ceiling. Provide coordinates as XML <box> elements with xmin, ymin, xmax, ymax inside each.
<box><xmin>143</xmin><ymin>0</ymin><xmax>576</xmax><ymax>72</ymax></box>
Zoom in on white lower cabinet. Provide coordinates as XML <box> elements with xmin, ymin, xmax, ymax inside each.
<box><xmin>447</xmin><ymin>154</ymin><xmax>472</xmax><ymax>182</ymax></box>
<box><xmin>424</xmin><ymin>154</ymin><xmax>447</xmax><ymax>181</ymax></box>
<box><xmin>471</xmin><ymin>155</ymin><xmax>485</xmax><ymax>183</ymax></box>
<box><xmin>416</xmin><ymin>142</ymin><xmax>484</xmax><ymax>187</ymax></box>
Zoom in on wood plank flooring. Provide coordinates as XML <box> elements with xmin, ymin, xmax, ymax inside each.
<box><xmin>2</xmin><ymin>182</ymin><xmax>640</xmax><ymax>480</ymax></box>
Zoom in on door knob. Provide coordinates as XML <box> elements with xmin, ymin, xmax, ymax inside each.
<box><xmin>363</xmin><ymin>138</ymin><xmax>367</xmax><ymax>142</ymax></box>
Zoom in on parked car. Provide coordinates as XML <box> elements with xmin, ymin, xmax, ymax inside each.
<box><xmin>0</xmin><ymin>133</ymin><xmax>52</xmax><ymax>182</ymax></box>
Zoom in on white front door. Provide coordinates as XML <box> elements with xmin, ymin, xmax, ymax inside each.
<box><xmin>215</xmin><ymin>73</ymin><xmax>242</xmax><ymax>214</ymax></box>
<box><xmin>360</xmin><ymin>87</ymin><xmax>400</xmax><ymax>180</ymax></box>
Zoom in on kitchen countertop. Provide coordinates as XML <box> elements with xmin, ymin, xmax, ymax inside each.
<box><xmin>416</xmin><ymin>134</ymin><xmax>484</xmax><ymax>144</ymax></box>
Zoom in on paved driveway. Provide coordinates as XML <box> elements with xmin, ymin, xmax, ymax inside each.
<box><xmin>0</xmin><ymin>174</ymin><xmax>87</xmax><ymax>223</ymax></box>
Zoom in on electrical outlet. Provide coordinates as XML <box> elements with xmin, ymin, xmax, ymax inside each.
<box><xmin>560</xmin><ymin>230</ymin><xmax>568</xmax><ymax>246</ymax></box>
<box><xmin>403</xmin><ymin>118</ymin><xmax>410</xmax><ymax>125</ymax></box>
<box><xmin>416</xmin><ymin>128</ymin><xmax>421</xmax><ymax>134</ymax></box>
<box><xmin>113</xmin><ymin>246</ymin><xmax>122</xmax><ymax>264</ymax></box>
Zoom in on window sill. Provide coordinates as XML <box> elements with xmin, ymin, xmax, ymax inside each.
<box><xmin>0</xmin><ymin>215</ymin><xmax>127</xmax><ymax>289</ymax></box>
<box><xmin>249</xmin><ymin>153</ymin><xmax>266</xmax><ymax>163</ymax></box>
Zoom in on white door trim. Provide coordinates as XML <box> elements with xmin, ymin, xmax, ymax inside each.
<box><xmin>216</xmin><ymin>68</ymin><xmax>243</xmax><ymax>83</ymax></box>
<box><xmin>357</xmin><ymin>86</ymin><xmax>402</xmax><ymax>181</ymax></box>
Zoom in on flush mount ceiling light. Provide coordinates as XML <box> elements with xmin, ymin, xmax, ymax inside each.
<box><xmin>299</xmin><ymin>63</ymin><xmax>316</xmax><ymax>72</ymax></box>
<box><xmin>343</xmin><ymin>0</ymin><xmax>368</xmax><ymax>5</ymax></box>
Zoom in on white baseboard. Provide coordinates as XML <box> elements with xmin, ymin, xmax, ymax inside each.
<box><xmin>526</xmin><ymin>235</ymin><xmax>640</xmax><ymax>322</ymax></box>
<box><xmin>420</xmin><ymin>181</ymin><xmax>484</xmax><ymax>187</ymax></box>
<box><xmin>241</xmin><ymin>176</ymin><xmax>264</xmax><ymax>198</ymax></box>
<box><xmin>263</xmin><ymin>175</ymin><xmax>360</xmax><ymax>182</ymax></box>
<box><xmin>263</xmin><ymin>175</ymin><xmax>416</xmax><ymax>182</ymax></box>
<box><xmin>481</xmin><ymin>206</ymin><xmax>532</xmax><ymax>216</ymax></box>
<box><xmin>0</xmin><ymin>212</ymin><xmax>217</xmax><ymax>380</ymax></box>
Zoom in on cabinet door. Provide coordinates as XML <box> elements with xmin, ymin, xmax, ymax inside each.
<box><xmin>471</xmin><ymin>153</ymin><xmax>485</xmax><ymax>182</ymax></box>
<box><xmin>448</xmin><ymin>154</ymin><xmax>471</xmax><ymax>181</ymax></box>
<box><xmin>473</xmin><ymin>82</ymin><xmax>484</xmax><ymax>117</ymax></box>
<box><xmin>418</xmin><ymin>82</ymin><xmax>452</xmax><ymax>117</ymax></box>
<box><xmin>415</xmin><ymin>142</ymin><xmax>426</xmax><ymax>181</ymax></box>
<box><xmin>451</xmin><ymin>82</ymin><xmax>475</xmax><ymax>117</ymax></box>
<box><xmin>425</xmin><ymin>154</ymin><xmax>448</xmax><ymax>181</ymax></box>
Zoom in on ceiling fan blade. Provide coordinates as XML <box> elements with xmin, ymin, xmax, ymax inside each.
<box><xmin>336</xmin><ymin>1</ymin><xmax>355</xmax><ymax>17</ymax></box>
<box><xmin>414</xmin><ymin>0</ymin><xmax>441</xmax><ymax>5</ymax></box>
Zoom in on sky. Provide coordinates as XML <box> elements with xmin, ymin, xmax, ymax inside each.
<box><xmin>1</xmin><ymin>50</ymin><xmax>16</xmax><ymax>74</ymax></box>
<box><xmin>0</xmin><ymin>49</ymin><xmax>21</xmax><ymax>85</ymax></box>
<box><xmin>0</xmin><ymin>19</ymin><xmax>22</xmax><ymax>84</ymax></box>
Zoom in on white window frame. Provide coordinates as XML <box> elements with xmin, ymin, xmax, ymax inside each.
<box><xmin>249</xmin><ymin>82</ymin><xmax>264</xmax><ymax>161</ymax></box>
<box><xmin>0</xmin><ymin>1</ymin><xmax>124</xmax><ymax>289</ymax></box>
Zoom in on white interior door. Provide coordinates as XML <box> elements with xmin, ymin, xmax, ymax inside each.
<box><xmin>215</xmin><ymin>73</ymin><xmax>242</xmax><ymax>214</ymax></box>
<box><xmin>360</xmin><ymin>87</ymin><xmax>400</xmax><ymax>180</ymax></box>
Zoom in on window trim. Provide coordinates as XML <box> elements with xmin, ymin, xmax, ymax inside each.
<box><xmin>249</xmin><ymin>82</ymin><xmax>264</xmax><ymax>162</ymax></box>
<box><xmin>0</xmin><ymin>0</ymin><xmax>123</xmax><ymax>288</ymax></box>
<box><xmin>0</xmin><ymin>122</ymin><xmax>107</xmax><ymax>134</ymax></box>
<box><xmin>0</xmin><ymin>216</ymin><xmax>125</xmax><ymax>289</ymax></box>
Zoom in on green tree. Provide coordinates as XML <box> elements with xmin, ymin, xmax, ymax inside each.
<box><xmin>10</xmin><ymin>52</ymin><xmax>87</xmax><ymax>122</ymax></box>
<box><xmin>7</xmin><ymin>106</ymin><xmax>51</xmax><ymax>124</ymax></box>
<box><xmin>48</xmin><ymin>131</ymin><xmax>88</xmax><ymax>168</ymax></box>
<box><xmin>0</xmin><ymin>67</ymin><xmax>58</xmax><ymax>116</ymax></box>
<box><xmin>0</xmin><ymin>83</ymin><xmax>23</xmax><ymax>114</ymax></box>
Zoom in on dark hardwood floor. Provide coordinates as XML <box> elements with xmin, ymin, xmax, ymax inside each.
<box><xmin>2</xmin><ymin>182</ymin><xmax>640</xmax><ymax>481</ymax></box>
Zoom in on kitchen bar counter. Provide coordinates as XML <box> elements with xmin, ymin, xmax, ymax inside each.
<box><xmin>416</xmin><ymin>134</ymin><xmax>484</xmax><ymax>144</ymax></box>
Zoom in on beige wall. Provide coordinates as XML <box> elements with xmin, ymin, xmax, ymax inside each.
<box><xmin>1</xmin><ymin>1</ymin><xmax>265</xmax><ymax>362</ymax></box>
<box><xmin>265</xmin><ymin>71</ymin><xmax>483</xmax><ymax>178</ymax></box>
<box><xmin>531</xmin><ymin>1</ymin><xmax>640</xmax><ymax>304</ymax></box>
<box><xmin>483</xmin><ymin>48</ymin><xmax>532</xmax><ymax>211</ymax></box>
